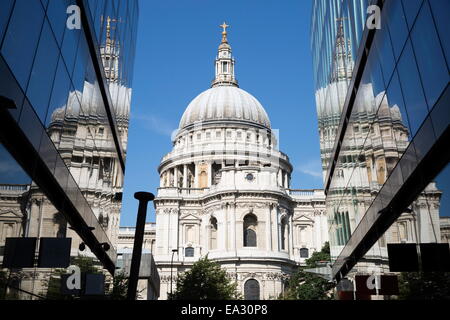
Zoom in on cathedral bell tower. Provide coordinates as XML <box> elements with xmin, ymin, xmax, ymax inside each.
<box><xmin>101</xmin><ymin>16</ymin><xmax>120</xmax><ymax>83</ymax></box>
<box><xmin>212</xmin><ymin>22</ymin><xmax>238</xmax><ymax>88</ymax></box>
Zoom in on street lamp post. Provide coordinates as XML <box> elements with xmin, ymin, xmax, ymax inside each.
<box><xmin>127</xmin><ymin>191</ymin><xmax>155</xmax><ymax>300</ymax></box>
<box><xmin>170</xmin><ymin>249</ymin><xmax>178</xmax><ymax>299</ymax></box>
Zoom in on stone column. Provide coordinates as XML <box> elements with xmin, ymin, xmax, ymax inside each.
<box><xmin>183</xmin><ymin>164</ymin><xmax>187</xmax><ymax>189</ymax></box>
<box><xmin>174</xmin><ymin>166</ymin><xmax>178</xmax><ymax>188</ymax></box>
<box><xmin>289</xmin><ymin>214</ymin><xmax>294</xmax><ymax>257</ymax></box>
<box><xmin>320</xmin><ymin>211</ymin><xmax>326</xmax><ymax>244</ymax></box>
<box><xmin>277</xmin><ymin>218</ymin><xmax>282</xmax><ymax>252</ymax></box>
<box><xmin>266</xmin><ymin>204</ymin><xmax>272</xmax><ymax>251</ymax></box>
<box><xmin>164</xmin><ymin>211</ymin><xmax>170</xmax><ymax>255</ymax></box>
<box><xmin>231</xmin><ymin>203</ymin><xmax>236</xmax><ymax>252</ymax></box>
<box><xmin>28</xmin><ymin>199</ymin><xmax>41</xmax><ymax>237</ymax></box>
<box><xmin>194</xmin><ymin>163</ymin><xmax>198</xmax><ymax>188</ymax></box>
<box><xmin>224</xmin><ymin>203</ymin><xmax>229</xmax><ymax>250</ymax></box>
<box><xmin>314</xmin><ymin>213</ymin><xmax>321</xmax><ymax>249</ymax></box>
<box><xmin>169</xmin><ymin>169</ymin><xmax>174</xmax><ymax>187</ymax></box>
<box><xmin>218</xmin><ymin>204</ymin><xmax>225</xmax><ymax>250</ymax></box>
<box><xmin>271</xmin><ymin>205</ymin><xmax>278</xmax><ymax>251</ymax></box>
<box><xmin>208</xmin><ymin>162</ymin><xmax>213</xmax><ymax>187</ymax></box>
<box><xmin>172</xmin><ymin>209</ymin><xmax>179</xmax><ymax>257</ymax></box>
<box><xmin>202</xmin><ymin>214</ymin><xmax>208</xmax><ymax>251</ymax></box>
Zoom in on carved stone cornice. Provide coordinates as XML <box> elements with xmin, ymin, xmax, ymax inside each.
<box><xmin>265</xmin><ymin>272</ymin><xmax>290</xmax><ymax>281</ymax></box>
<box><xmin>235</xmin><ymin>202</ymin><xmax>269</xmax><ymax>209</ymax></box>
<box><xmin>156</xmin><ymin>208</ymin><xmax>180</xmax><ymax>215</ymax></box>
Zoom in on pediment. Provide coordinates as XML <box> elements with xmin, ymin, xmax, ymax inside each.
<box><xmin>180</xmin><ymin>213</ymin><xmax>201</xmax><ymax>221</ymax></box>
<box><xmin>0</xmin><ymin>209</ymin><xmax>23</xmax><ymax>219</ymax></box>
<box><xmin>293</xmin><ymin>214</ymin><xmax>314</xmax><ymax>223</ymax></box>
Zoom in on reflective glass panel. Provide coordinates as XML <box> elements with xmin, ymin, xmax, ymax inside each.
<box><xmin>400</xmin><ymin>0</ymin><xmax>424</xmax><ymax>28</ymax></box>
<box><xmin>0</xmin><ymin>0</ymin><xmax>15</xmax><ymax>42</ymax></box>
<box><xmin>44</xmin><ymin>57</ymin><xmax>71</xmax><ymax>127</ymax></box>
<box><xmin>397</xmin><ymin>40</ymin><xmax>429</xmax><ymax>137</ymax></box>
<box><xmin>1</xmin><ymin>0</ymin><xmax>45</xmax><ymax>89</ymax></box>
<box><xmin>428</xmin><ymin>0</ymin><xmax>450</xmax><ymax>66</ymax></box>
<box><xmin>410</xmin><ymin>2</ymin><xmax>449</xmax><ymax>109</ymax></box>
<box><xmin>385</xmin><ymin>0</ymin><xmax>409</xmax><ymax>60</ymax></box>
<box><xmin>26</xmin><ymin>21</ymin><xmax>59</xmax><ymax>122</ymax></box>
<box><xmin>46</xmin><ymin>0</ymin><xmax>70</xmax><ymax>45</ymax></box>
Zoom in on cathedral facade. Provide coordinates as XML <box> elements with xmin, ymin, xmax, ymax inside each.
<box><xmin>154</xmin><ymin>25</ymin><xmax>328</xmax><ymax>300</ymax></box>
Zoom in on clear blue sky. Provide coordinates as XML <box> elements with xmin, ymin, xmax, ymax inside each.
<box><xmin>120</xmin><ymin>0</ymin><xmax>322</xmax><ymax>226</ymax></box>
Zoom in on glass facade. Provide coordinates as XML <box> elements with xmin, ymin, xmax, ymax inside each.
<box><xmin>311</xmin><ymin>0</ymin><xmax>370</xmax><ymax>183</ymax></box>
<box><xmin>0</xmin><ymin>0</ymin><xmax>138</xmax><ymax>299</ymax></box>
<box><xmin>311</xmin><ymin>0</ymin><xmax>450</xmax><ymax>297</ymax></box>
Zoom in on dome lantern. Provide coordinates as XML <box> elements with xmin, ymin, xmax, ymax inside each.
<box><xmin>178</xmin><ymin>23</ymin><xmax>271</xmax><ymax>130</ymax></box>
<box><xmin>212</xmin><ymin>22</ymin><xmax>238</xmax><ymax>88</ymax></box>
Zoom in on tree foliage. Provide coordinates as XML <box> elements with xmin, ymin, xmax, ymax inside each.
<box><xmin>0</xmin><ymin>271</ymin><xmax>7</xmax><ymax>294</ymax></box>
<box><xmin>0</xmin><ymin>270</ymin><xmax>19</xmax><ymax>300</ymax></box>
<box><xmin>398</xmin><ymin>272</ymin><xmax>450</xmax><ymax>300</ymax></box>
<box><xmin>280</xmin><ymin>242</ymin><xmax>334</xmax><ymax>300</ymax></box>
<box><xmin>108</xmin><ymin>271</ymin><xmax>130</xmax><ymax>300</ymax></box>
<box><xmin>169</xmin><ymin>256</ymin><xmax>241</xmax><ymax>300</ymax></box>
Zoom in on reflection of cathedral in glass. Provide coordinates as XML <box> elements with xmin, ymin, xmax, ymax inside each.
<box><xmin>47</xmin><ymin>18</ymin><xmax>130</xmax><ymax>247</ymax></box>
<box><xmin>0</xmin><ymin>8</ymin><xmax>135</xmax><ymax>297</ymax></box>
<box><xmin>314</xmin><ymin>12</ymin><xmax>442</xmax><ymax>273</ymax></box>
<box><xmin>316</xmin><ymin>20</ymin><xmax>355</xmax><ymax>183</ymax></box>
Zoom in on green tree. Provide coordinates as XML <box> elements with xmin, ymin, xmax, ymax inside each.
<box><xmin>0</xmin><ymin>270</ymin><xmax>21</xmax><ymax>300</ymax></box>
<box><xmin>0</xmin><ymin>271</ymin><xmax>14</xmax><ymax>300</ymax></box>
<box><xmin>281</xmin><ymin>242</ymin><xmax>334</xmax><ymax>300</ymax></box>
<box><xmin>0</xmin><ymin>271</ymin><xmax>7</xmax><ymax>294</ymax></box>
<box><xmin>108</xmin><ymin>271</ymin><xmax>130</xmax><ymax>300</ymax></box>
<box><xmin>398</xmin><ymin>272</ymin><xmax>450</xmax><ymax>300</ymax></box>
<box><xmin>169</xmin><ymin>256</ymin><xmax>241</xmax><ymax>300</ymax></box>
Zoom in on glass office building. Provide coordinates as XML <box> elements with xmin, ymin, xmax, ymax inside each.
<box><xmin>0</xmin><ymin>0</ymin><xmax>138</xmax><ymax>299</ymax></box>
<box><xmin>311</xmin><ymin>0</ymin><xmax>450</xmax><ymax>298</ymax></box>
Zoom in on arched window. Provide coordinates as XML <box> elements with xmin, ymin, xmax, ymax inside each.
<box><xmin>185</xmin><ymin>247</ymin><xmax>194</xmax><ymax>257</ymax></box>
<box><xmin>244</xmin><ymin>279</ymin><xmax>260</xmax><ymax>300</ymax></box>
<box><xmin>210</xmin><ymin>217</ymin><xmax>217</xmax><ymax>250</ymax></box>
<box><xmin>281</xmin><ymin>217</ymin><xmax>288</xmax><ymax>250</ymax></box>
<box><xmin>222</xmin><ymin>62</ymin><xmax>228</xmax><ymax>73</ymax></box>
<box><xmin>243</xmin><ymin>214</ymin><xmax>257</xmax><ymax>247</ymax></box>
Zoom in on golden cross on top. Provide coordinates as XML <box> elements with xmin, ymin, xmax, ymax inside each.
<box><xmin>220</xmin><ymin>22</ymin><xmax>229</xmax><ymax>33</ymax></box>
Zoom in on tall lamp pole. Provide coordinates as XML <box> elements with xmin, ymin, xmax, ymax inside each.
<box><xmin>127</xmin><ymin>191</ymin><xmax>155</xmax><ymax>300</ymax></box>
<box><xmin>170</xmin><ymin>249</ymin><xmax>178</xmax><ymax>299</ymax></box>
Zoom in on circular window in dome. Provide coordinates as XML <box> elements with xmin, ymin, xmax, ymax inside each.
<box><xmin>245</xmin><ymin>173</ymin><xmax>255</xmax><ymax>182</ymax></box>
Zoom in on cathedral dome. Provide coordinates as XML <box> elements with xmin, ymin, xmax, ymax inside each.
<box><xmin>179</xmin><ymin>86</ymin><xmax>271</xmax><ymax>129</ymax></box>
<box><xmin>179</xmin><ymin>23</ymin><xmax>270</xmax><ymax>130</ymax></box>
